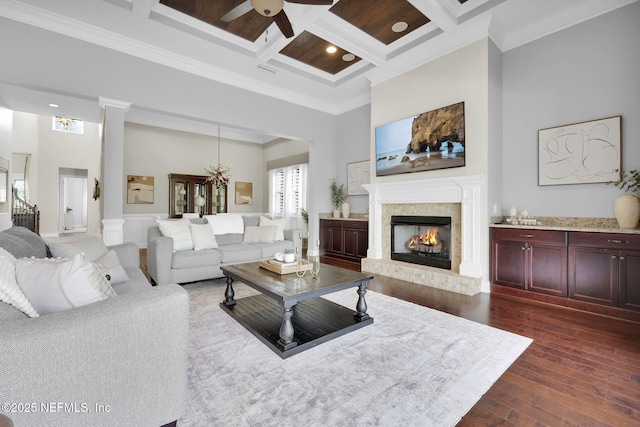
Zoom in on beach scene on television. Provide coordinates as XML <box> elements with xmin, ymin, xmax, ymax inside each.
<box><xmin>375</xmin><ymin>102</ymin><xmax>465</xmax><ymax>177</ymax></box>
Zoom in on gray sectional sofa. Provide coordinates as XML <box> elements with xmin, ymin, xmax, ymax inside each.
<box><xmin>0</xmin><ymin>226</ymin><xmax>189</xmax><ymax>427</ymax></box>
<box><xmin>147</xmin><ymin>214</ymin><xmax>302</xmax><ymax>286</ymax></box>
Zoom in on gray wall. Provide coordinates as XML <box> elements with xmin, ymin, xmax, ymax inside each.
<box><xmin>336</xmin><ymin>104</ymin><xmax>371</xmax><ymax>214</ymax></box>
<box><xmin>502</xmin><ymin>1</ymin><xmax>640</xmax><ymax>218</ymax></box>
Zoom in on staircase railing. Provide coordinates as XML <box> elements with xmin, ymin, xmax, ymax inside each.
<box><xmin>12</xmin><ymin>187</ymin><xmax>40</xmax><ymax>235</ymax></box>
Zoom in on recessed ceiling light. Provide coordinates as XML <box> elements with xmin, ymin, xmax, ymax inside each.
<box><xmin>342</xmin><ymin>53</ymin><xmax>355</xmax><ymax>62</ymax></box>
<box><xmin>326</xmin><ymin>45</ymin><xmax>337</xmax><ymax>54</ymax></box>
<box><xmin>49</xmin><ymin>103</ymin><xmax>59</xmax><ymax>108</ymax></box>
<box><xmin>392</xmin><ymin>21</ymin><xmax>408</xmax><ymax>33</ymax></box>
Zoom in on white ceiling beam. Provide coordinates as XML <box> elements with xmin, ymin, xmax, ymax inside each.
<box><xmin>407</xmin><ymin>0</ymin><xmax>458</xmax><ymax>31</ymax></box>
<box><xmin>132</xmin><ymin>0</ymin><xmax>159</xmax><ymax>19</ymax></box>
<box><xmin>307</xmin><ymin>14</ymin><xmax>386</xmax><ymax>66</ymax></box>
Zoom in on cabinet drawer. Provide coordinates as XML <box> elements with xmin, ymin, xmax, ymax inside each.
<box><xmin>343</xmin><ymin>220</ymin><xmax>368</xmax><ymax>230</ymax></box>
<box><xmin>568</xmin><ymin>232</ymin><xmax>640</xmax><ymax>250</ymax></box>
<box><xmin>320</xmin><ymin>219</ymin><xmax>344</xmax><ymax>228</ymax></box>
<box><xmin>491</xmin><ymin>228</ymin><xmax>566</xmax><ymax>245</ymax></box>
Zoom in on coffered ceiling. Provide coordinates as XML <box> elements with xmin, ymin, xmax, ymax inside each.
<box><xmin>0</xmin><ymin>0</ymin><xmax>636</xmax><ymax>139</ymax></box>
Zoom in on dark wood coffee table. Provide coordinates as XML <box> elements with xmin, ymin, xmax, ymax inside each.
<box><xmin>220</xmin><ymin>262</ymin><xmax>374</xmax><ymax>359</ymax></box>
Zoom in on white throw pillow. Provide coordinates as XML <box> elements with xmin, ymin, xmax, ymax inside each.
<box><xmin>157</xmin><ymin>218</ymin><xmax>194</xmax><ymax>251</ymax></box>
<box><xmin>15</xmin><ymin>253</ymin><xmax>117</xmax><ymax>315</ymax></box>
<box><xmin>190</xmin><ymin>223</ymin><xmax>218</xmax><ymax>251</ymax></box>
<box><xmin>47</xmin><ymin>234</ymin><xmax>109</xmax><ymax>262</ymax></box>
<box><xmin>93</xmin><ymin>250</ymin><xmax>130</xmax><ymax>285</ymax></box>
<box><xmin>259</xmin><ymin>216</ymin><xmax>286</xmax><ymax>241</ymax></box>
<box><xmin>0</xmin><ymin>248</ymin><xmax>39</xmax><ymax>317</ymax></box>
<box><xmin>243</xmin><ymin>225</ymin><xmax>277</xmax><ymax>244</ymax></box>
<box><xmin>204</xmin><ymin>214</ymin><xmax>245</xmax><ymax>235</ymax></box>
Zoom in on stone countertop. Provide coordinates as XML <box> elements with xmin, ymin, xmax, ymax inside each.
<box><xmin>490</xmin><ymin>216</ymin><xmax>640</xmax><ymax>235</ymax></box>
<box><xmin>319</xmin><ymin>213</ymin><xmax>369</xmax><ymax>221</ymax></box>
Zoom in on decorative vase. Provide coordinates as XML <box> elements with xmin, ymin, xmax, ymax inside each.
<box><xmin>332</xmin><ymin>209</ymin><xmax>341</xmax><ymax>218</ymax></box>
<box><xmin>614</xmin><ymin>194</ymin><xmax>640</xmax><ymax>229</ymax></box>
<box><xmin>342</xmin><ymin>201</ymin><xmax>351</xmax><ymax>219</ymax></box>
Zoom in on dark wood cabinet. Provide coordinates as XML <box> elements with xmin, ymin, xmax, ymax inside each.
<box><xmin>491</xmin><ymin>228</ymin><xmax>567</xmax><ymax>297</ymax></box>
<box><xmin>568</xmin><ymin>232</ymin><xmax>640</xmax><ymax>311</ymax></box>
<box><xmin>320</xmin><ymin>219</ymin><xmax>368</xmax><ymax>271</ymax></box>
<box><xmin>168</xmin><ymin>173</ymin><xmax>227</xmax><ymax>218</ymax></box>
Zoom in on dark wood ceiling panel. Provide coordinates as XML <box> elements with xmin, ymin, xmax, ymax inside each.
<box><xmin>160</xmin><ymin>0</ymin><xmax>271</xmax><ymax>42</ymax></box>
<box><xmin>329</xmin><ymin>0</ymin><xmax>430</xmax><ymax>45</ymax></box>
<box><xmin>279</xmin><ymin>31</ymin><xmax>361</xmax><ymax>75</ymax></box>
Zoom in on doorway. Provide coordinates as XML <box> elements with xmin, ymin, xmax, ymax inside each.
<box><xmin>59</xmin><ymin>168</ymin><xmax>88</xmax><ymax>234</ymax></box>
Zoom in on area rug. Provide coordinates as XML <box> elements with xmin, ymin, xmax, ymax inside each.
<box><xmin>179</xmin><ymin>280</ymin><xmax>532</xmax><ymax>427</ymax></box>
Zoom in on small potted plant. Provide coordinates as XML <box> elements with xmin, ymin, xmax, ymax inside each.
<box><xmin>610</xmin><ymin>169</ymin><xmax>640</xmax><ymax>229</ymax></box>
<box><xmin>330</xmin><ymin>178</ymin><xmax>347</xmax><ymax>218</ymax></box>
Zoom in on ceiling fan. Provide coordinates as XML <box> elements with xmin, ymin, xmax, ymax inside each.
<box><xmin>221</xmin><ymin>0</ymin><xmax>334</xmax><ymax>39</ymax></box>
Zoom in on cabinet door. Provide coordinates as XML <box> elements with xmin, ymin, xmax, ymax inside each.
<box><xmin>528</xmin><ymin>243</ymin><xmax>568</xmax><ymax>297</ymax></box>
<box><xmin>491</xmin><ymin>239</ymin><xmax>526</xmax><ymax>289</ymax></box>
<box><xmin>343</xmin><ymin>229</ymin><xmax>357</xmax><ymax>257</ymax></box>
<box><xmin>569</xmin><ymin>246</ymin><xmax>618</xmax><ymax>306</ymax></box>
<box><xmin>619</xmin><ymin>250</ymin><xmax>640</xmax><ymax>311</ymax></box>
<box><xmin>355</xmin><ymin>228</ymin><xmax>368</xmax><ymax>258</ymax></box>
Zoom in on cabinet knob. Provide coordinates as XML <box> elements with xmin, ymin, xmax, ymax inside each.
<box><xmin>611</xmin><ymin>255</ymin><xmax>617</xmax><ymax>259</ymax></box>
<box><xmin>620</xmin><ymin>256</ymin><xmax>625</xmax><ymax>260</ymax></box>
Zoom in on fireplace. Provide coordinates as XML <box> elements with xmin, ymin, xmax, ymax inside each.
<box><xmin>391</xmin><ymin>216</ymin><xmax>452</xmax><ymax>270</ymax></box>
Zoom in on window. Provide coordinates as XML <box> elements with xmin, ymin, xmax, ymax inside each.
<box><xmin>13</xmin><ymin>179</ymin><xmax>25</xmax><ymax>200</ymax></box>
<box><xmin>52</xmin><ymin>116</ymin><xmax>84</xmax><ymax>134</ymax></box>
<box><xmin>269</xmin><ymin>164</ymin><xmax>307</xmax><ymax>217</ymax></box>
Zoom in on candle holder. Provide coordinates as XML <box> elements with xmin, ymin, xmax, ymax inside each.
<box><xmin>295</xmin><ymin>235</ymin><xmax>320</xmax><ymax>278</ymax></box>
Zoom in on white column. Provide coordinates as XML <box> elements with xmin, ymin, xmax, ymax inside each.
<box><xmin>99</xmin><ymin>97</ymin><xmax>130</xmax><ymax>246</ymax></box>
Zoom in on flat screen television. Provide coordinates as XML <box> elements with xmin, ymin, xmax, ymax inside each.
<box><xmin>375</xmin><ymin>102</ymin><xmax>465</xmax><ymax>177</ymax></box>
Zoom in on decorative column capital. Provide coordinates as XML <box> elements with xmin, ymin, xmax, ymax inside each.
<box><xmin>98</xmin><ymin>97</ymin><xmax>131</xmax><ymax>112</ymax></box>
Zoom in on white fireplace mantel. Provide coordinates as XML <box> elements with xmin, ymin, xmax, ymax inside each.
<box><xmin>363</xmin><ymin>174</ymin><xmax>485</xmax><ymax>279</ymax></box>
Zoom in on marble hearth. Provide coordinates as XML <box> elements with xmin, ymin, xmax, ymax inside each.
<box><xmin>362</xmin><ymin>175</ymin><xmax>484</xmax><ymax>295</ymax></box>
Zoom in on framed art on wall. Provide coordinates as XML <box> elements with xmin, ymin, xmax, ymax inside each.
<box><xmin>538</xmin><ymin>115</ymin><xmax>621</xmax><ymax>186</ymax></box>
<box><xmin>127</xmin><ymin>175</ymin><xmax>154</xmax><ymax>204</ymax></box>
<box><xmin>347</xmin><ymin>160</ymin><xmax>370</xmax><ymax>195</ymax></box>
<box><xmin>235</xmin><ymin>181</ymin><xmax>253</xmax><ymax>205</ymax></box>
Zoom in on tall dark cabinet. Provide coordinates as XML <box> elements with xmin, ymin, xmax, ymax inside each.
<box><xmin>168</xmin><ymin>173</ymin><xmax>227</xmax><ymax>218</ymax></box>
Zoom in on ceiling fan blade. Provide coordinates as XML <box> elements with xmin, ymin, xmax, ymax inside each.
<box><xmin>286</xmin><ymin>0</ymin><xmax>334</xmax><ymax>5</ymax></box>
<box><xmin>220</xmin><ymin>1</ymin><xmax>253</xmax><ymax>22</ymax></box>
<box><xmin>273</xmin><ymin>10</ymin><xmax>294</xmax><ymax>38</ymax></box>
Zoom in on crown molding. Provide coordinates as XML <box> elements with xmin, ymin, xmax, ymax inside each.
<box><xmin>501</xmin><ymin>0</ymin><xmax>638</xmax><ymax>51</ymax></box>
<box><xmin>0</xmin><ymin>0</ymin><xmax>349</xmax><ymax>115</ymax></box>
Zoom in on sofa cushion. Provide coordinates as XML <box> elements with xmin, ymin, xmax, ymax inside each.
<box><xmin>249</xmin><ymin>240</ymin><xmax>295</xmax><ymax>259</ymax></box>
<box><xmin>215</xmin><ymin>233</ymin><xmax>243</xmax><ymax>246</ymax></box>
<box><xmin>172</xmin><ymin>248</ymin><xmax>221</xmax><ymax>269</ymax></box>
<box><xmin>217</xmin><ymin>244</ymin><xmax>261</xmax><ymax>263</ymax></box>
<box><xmin>190</xmin><ymin>223</ymin><xmax>218</xmax><ymax>251</ymax></box>
<box><xmin>0</xmin><ymin>248</ymin><xmax>39</xmax><ymax>317</ymax></box>
<box><xmin>47</xmin><ymin>234</ymin><xmax>109</xmax><ymax>262</ymax></box>
<box><xmin>15</xmin><ymin>253</ymin><xmax>117</xmax><ymax>315</ymax></box>
<box><xmin>157</xmin><ymin>218</ymin><xmax>193</xmax><ymax>251</ymax></box>
<box><xmin>243</xmin><ymin>216</ymin><xmax>260</xmax><ymax>228</ymax></box>
<box><xmin>259</xmin><ymin>216</ymin><xmax>286</xmax><ymax>241</ymax></box>
<box><xmin>242</xmin><ymin>225</ymin><xmax>277</xmax><ymax>244</ymax></box>
<box><xmin>204</xmin><ymin>214</ymin><xmax>244</xmax><ymax>235</ymax></box>
<box><xmin>0</xmin><ymin>226</ymin><xmax>49</xmax><ymax>259</ymax></box>
<box><xmin>93</xmin><ymin>250</ymin><xmax>130</xmax><ymax>285</ymax></box>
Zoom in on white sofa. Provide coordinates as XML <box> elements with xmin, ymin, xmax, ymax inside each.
<box><xmin>147</xmin><ymin>214</ymin><xmax>303</xmax><ymax>286</ymax></box>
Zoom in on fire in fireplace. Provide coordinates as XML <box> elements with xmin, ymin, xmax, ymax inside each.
<box><xmin>390</xmin><ymin>215</ymin><xmax>452</xmax><ymax>270</ymax></box>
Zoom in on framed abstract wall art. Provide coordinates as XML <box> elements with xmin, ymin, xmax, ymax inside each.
<box><xmin>347</xmin><ymin>160</ymin><xmax>370</xmax><ymax>195</ymax></box>
<box><xmin>127</xmin><ymin>175</ymin><xmax>154</xmax><ymax>204</ymax></box>
<box><xmin>538</xmin><ymin>115</ymin><xmax>621</xmax><ymax>186</ymax></box>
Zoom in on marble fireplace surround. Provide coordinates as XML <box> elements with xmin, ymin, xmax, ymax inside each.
<box><xmin>362</xmin><ymin>175</ymin><xmax>484</xmax><ymax>295</ymax></box>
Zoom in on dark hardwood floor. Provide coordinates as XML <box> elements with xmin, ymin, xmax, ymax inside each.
<box><xmin>139</xmin><ymin>251</ymin><xmax>640</xmax><ymax>426</ymax></box>
<box><xmin>368</xmin><ymin>276</ymin><xmax>640</xmax><ymax>427</ymax></box>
